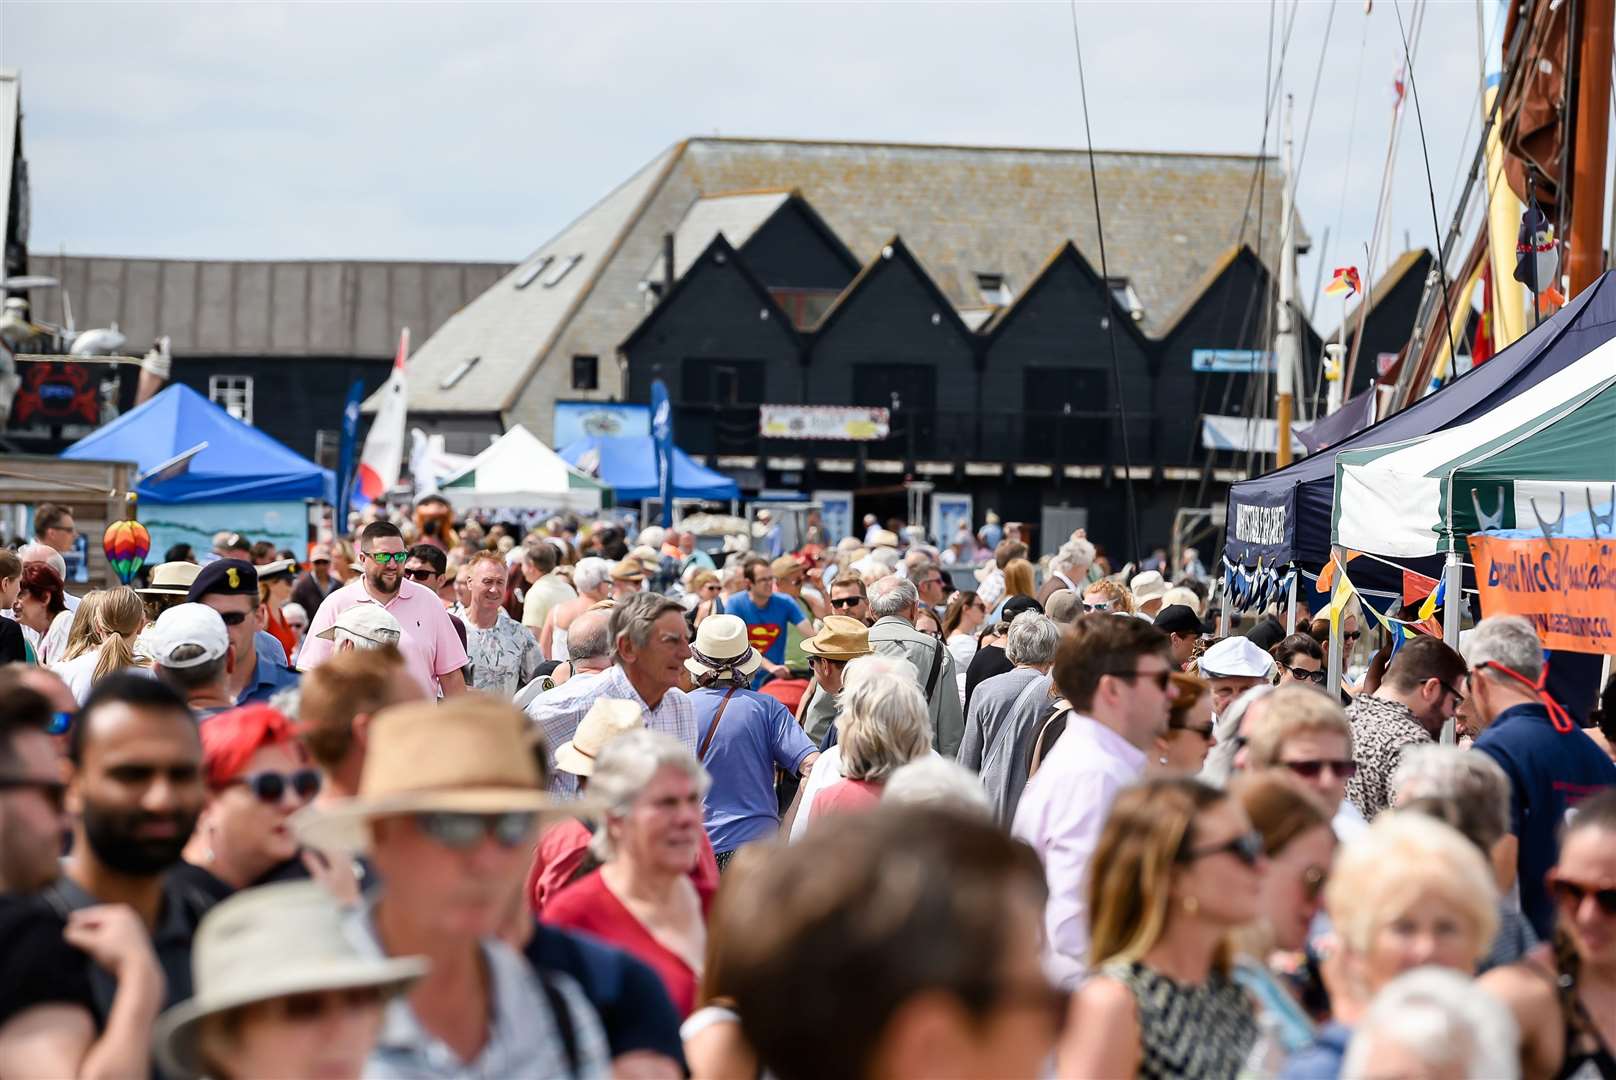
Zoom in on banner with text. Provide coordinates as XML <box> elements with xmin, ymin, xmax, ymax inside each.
<box><xmin>760</xmin><ymin>405</ymin><xmax>890</xmax><ymax>441</ymax></box>
<box><xmin>1466</xmin><ymin>533</ymin><xmax>1616</xmax><ymax>654</ymax></box>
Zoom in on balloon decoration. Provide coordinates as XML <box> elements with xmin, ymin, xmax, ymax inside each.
<box><xmin>103</xmin><ymin>513</ymin><xmax>151</xmax><ymax>586</ymax></box>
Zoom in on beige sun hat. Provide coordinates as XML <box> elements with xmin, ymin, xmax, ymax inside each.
<box><xmin>554</xmin><ymin>698</ymin><xmax>645</xmax><ymax>777</ymax></box>
<box><xmin>800</xmin><ymin>616</ymin><xmax>875</xmax><ymax>661</ymax></box>
<box><xmin>684</xmin><ymin>613</ymin><xmax>762</xmax><ymax>680</ymax></box>
<box><xmin>610</xmin><ymin>557</ymin><xmax>646</xmax><ymax>582</ymax></box>
<box><xmin>137</xmin><ymin>561</ymin><xmax>203</xmax><ymax>597</ymax></box>
<box><xmin>868</xmin><ymin>529</ymin><xmax>900</xmax><ymax>549</ymax></box>
<box><xmin>292</xmin><ymin>697</ymin><xmax>569</xmax><ymax>854</ymax></box>
<box><xmin>154</xmin><ymin>880</ymin><xmax>426</xmax><ymax>1079</ymax></box>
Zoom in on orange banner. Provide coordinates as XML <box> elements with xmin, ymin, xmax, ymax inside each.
<box><xmin>1467</xmin><ymin>534</ymin><xmax>1616</xmax><ymax>654</ymax></box>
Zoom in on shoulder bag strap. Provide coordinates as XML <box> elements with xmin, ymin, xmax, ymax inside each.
<box><xmin>535</xmin><ymin>968</ymin><xmax>582</xmax><ymax>1076</ymax></box>
<box><xmin>699</xmin><ymin>686</ymin><xmax>742</xmax><ymax>761</ymax></box>
<box><xmin>924</xmin><ymin>638</ymin><xmax>945</xmax><ymax>700</ymax></box>
<box><xmin>1026</xmin><ymin>700</ymin><xmax>1074</xmax><ymax>782</ymax></box>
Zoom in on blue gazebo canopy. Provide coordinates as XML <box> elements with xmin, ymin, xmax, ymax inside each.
<box><xmin>559</xmin><ymin>435</ymin><xmax>739</xmax><ymax>502</ymax></box>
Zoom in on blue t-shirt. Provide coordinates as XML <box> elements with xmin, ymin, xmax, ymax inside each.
<box><xmin>1473</xmin><ymin>702</ymin><xmax>1616</xmax><ymax>939</ymax></box>
<box><xmin>692</xmin><ymin>686</ymin><xmax>815</xmax><ymax>853</ymax></box>
<box><xmin>723</xmin><ymin>592</ymin><xmax>804</xmax><ymax>684</ymax></box>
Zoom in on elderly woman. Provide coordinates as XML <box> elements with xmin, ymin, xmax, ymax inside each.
<box><xmin>809</xmin><ymin>670</ymin><xmax>931</xmax><ymax>820</ymax></box>
<box><xmin>542</xmin><ymin>729</ymin><xmax>713</xmax><ymax>1017</ymax></box>
<box><xmin>178</xmin><ymin>703</ymin><xmax>321</xmax><ymax>898</ymax></box>
<box><xmin>1390</xmin><ymin>745</ymin><xmax>1536</xmax><ymax>971</ymax></box>
<box><xmin>1281</xmin><ymin>812</ymin><xmax>1499</xmax><ymax>1078</ymax></box>
<box><xmin>1060</xmin><ymin>777</ymin><xmax>1263</xmax><ymax>1079</ymax></box>
<box><xmin>1481</xmin><ymin>788</ymin><xmax>1616</xmax><ymax>1080</ymax></box>
<box><xmin>1237</xmin><ymin>683</ymin><xmax>1367</xmax><ymax>840</ymax></box>
<box><xmin>153</xmin><ymin>881</ymin><xmax>424</xmax><ymax>1080</ymax></box>
<box><xmin>1150</xmin><ymin>672</ymin><xmax>1216</xmax><ymax>776</ymax></box>
<box><xmin>14</xmin><ymin>561</ymin><xmax>69</xmax><ymax>662</ymax></box>
<box><xmin>1340</xmin><ymin>968</ymin><xmax>1521</xmax><ymax>1080</ymax></box>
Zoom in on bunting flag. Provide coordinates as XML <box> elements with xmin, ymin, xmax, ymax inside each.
<box><xmin>1327</xmin><ymin>557</ymin><xmax>1355</xmax><ymax>633</ymax></box>
<box><xmin>1401</xmin><ymin>568</ymin><xmax>1440</xmax><ymax>608</ymax></box>
<box><xmin>1417</xmin><ymin>575</ymin><xmax>1446</xmax><ymax>622</ymax></box>
<box><xmin>1324</xmin><ymin>266</ymin><xmax>1362</xmax><ymax>298</ymax></box>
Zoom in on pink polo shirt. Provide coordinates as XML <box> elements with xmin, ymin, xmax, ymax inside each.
<box><xmin>297</xmin><ymin>578</ymin><xmax>468</xmax><ymax>697</ymax></box>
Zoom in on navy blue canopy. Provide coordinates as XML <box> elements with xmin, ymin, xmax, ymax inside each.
<box><xmin>1225</xmin><ymin>271</ymin><xmax>1616</xmax><ymax>570</ymax></box>
<box><xmin>62</xmin><ymin>384</ymin><xmax>335</xmax><ymax>504</ymax></box>
<box><xmin>559</xmin><ymin>435</ymin><xmax>739</xmax><ymax>502</ymax></box>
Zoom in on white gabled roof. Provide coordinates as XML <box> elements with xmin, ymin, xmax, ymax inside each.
<box><xmin>645</xmin><ymin>190</ymin><xmax>793</xmax><ymax>287</ymax></box>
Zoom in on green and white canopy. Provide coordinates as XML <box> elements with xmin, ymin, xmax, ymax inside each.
<box><xmin>440</xmin><ymin>424</ymin><xmax>609</xmax><ymax>512</ymax></box>
<box><xmin>1333</xmin><ymin>344</ymin><xmax>1616</xmax><ymax>557</ymax></box>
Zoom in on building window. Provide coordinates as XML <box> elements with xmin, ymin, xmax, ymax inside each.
<box><xmin>1106</xmin><ymin>277</ymin><xmax>1146</xmax><ymax>322</ymax></box>
<box><xmin>545</xmin><ymin>254</ymin><xmax>583</xmax><ymax>287</ymax></box>
<box><xmin>514</xmin><ymin>255</ymin><xmax>552</xmax><ymax>289</ymax></box>
<box><xmin>440</xmin><ymin>356</ymin><xmax>480</xmax><ymax>390</ymax></box>
<box><xmin>208</xmin><ymin>375</ymin><xmax>253</xmax><ymax>424</ymax></box>
<box><xmin>975</xmin><ymin>272</ymin><xmax>1012</xmax><ymax>306</ymax></box>
<box><xmin>571</xmin><ymin>355</ymin><xmax>599</xmax><ymax>390</ymax></box>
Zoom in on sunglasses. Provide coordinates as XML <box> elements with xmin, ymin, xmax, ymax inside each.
<box><xmin>1548</xmin><ymin>876</ymin><xmax>1616</xmax><ymax>917</ymax></box>
<box><xmin>47</xmin><ymin>710</ymin><xmax>74</xmax><ymax>736</ymax></box>
<box><xmin>228</xmin><ymin>768</ymin><xmax>322</xmax><ymax>804</ymax></box>
<box><xmin>0</xmin><ymin>774</ymin><xmax>68</xmax><ymax>812</ymax></box>
<box><xmin>1181</xmin><ymin>829</ymin><xmax>1265</xmax><ymax>868</ymax></box>
<box><xmin>1172</xmin><ymin>721</ymin><xmax>1216</xmax><ymax>739</ymax></box>
<box><xmin>414</xmin><ymin>810</ymin><xmax>537</xmax><ymax>850</ymax></box>
<box><xmin>1082</xmin><ymin>600</ymin><xmax>1115</xmax><ymax>613</ymax></box>
<box><xmin>1106</xmin><ymin>668</ymin><xmax>1173</xmax><ymax>691</ymax></box>
<box><xmin>403</xmin><ymin>568</ymin><xmax>437</xmax><ymax>582</ymax></box>
<box><xmin>831</xmin><ymin>596</ymin><xmax>864</xmax><ymax>609</ymax></box>
<box><xmin>218</xmin><ymin>610</ymin><xmax>250</xmax><ymax>627</ymax></box>
<box><xmin>1282</xmin><ymin>758</ymin><xmax>1359</xmax><ymax>780</ymax></box>
<box><xmin>1343</xmin><ymin>630</ymin><xmax>1362</xmax><ymax>643</ymax></box>
<box><xmin>365</xmin><ymin>551</ymin><xmax>410</xmax><ymax>566</ymax></box>
<box><xmin>1279</xmin><ymin>663</ymin><xmax>1327</xmax><ymax>685</ymax></box>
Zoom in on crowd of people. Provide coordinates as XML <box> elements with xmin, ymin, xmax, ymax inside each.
<box><xmin>2</xmin><ymin>495</ymin><xmax>1615</xmax><ymax>1079</ymax></box>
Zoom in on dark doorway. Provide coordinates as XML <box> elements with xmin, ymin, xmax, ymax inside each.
<box><xmin>680</xmin><ymin>358</ymin><xmax>765</xmax><ymax>454</ymax></box>
<box><xmin>1023</xmin><ymin>367</ymin><xmax>1109</xmax><ymax>463</ymax></box>
<box><xmin>853</xmin><ymin>363</ymin><xmax>936</xmax><ymax>459</ymax></box>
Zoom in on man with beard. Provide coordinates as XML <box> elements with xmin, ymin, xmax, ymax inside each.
<box><xmin>298</xmin><ymin>521</ymin><xmax>468</xmax><ymax>699</ymax></box>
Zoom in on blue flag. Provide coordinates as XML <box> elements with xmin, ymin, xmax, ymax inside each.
<box><xmin>651</xmin><ymin>378</ymin><xmax>674</xmax><ymax>528</ymax></box>
<box><xmin>336</xmin><ymin>378</ymin><xmax>365</xmax><ymax>525</ymax></box>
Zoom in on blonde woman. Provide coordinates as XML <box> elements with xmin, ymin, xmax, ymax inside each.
<box><xmin>1283</xmin><ymin>811</ymin><xmax>1499</xmax><ymax>1077</ymax></box>
<box><xmin>51</xmin><ymin>587</ymin><xmax>147</xmax><ymax>703</ymax></box>
<box><xmin>55</xmin><ymin>589</ymin><xmax>107</xmax><ymax>667</ymax></box>
<box><xmin>1060</xmin><ymin>777</ymin><xmax>1263</xmax><ymax>1079</ymax></box>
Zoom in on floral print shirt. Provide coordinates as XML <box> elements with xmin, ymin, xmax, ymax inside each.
<box><xmin>461</xmin><ymin>607</ymin><xmax>545</xmax><ymax>698</ymax></box>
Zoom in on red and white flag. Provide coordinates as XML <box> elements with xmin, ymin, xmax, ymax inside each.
<box><xmin>353</xmin><ymin>328</ymin><xmax>409</xmax><ymax>510</ymax></box>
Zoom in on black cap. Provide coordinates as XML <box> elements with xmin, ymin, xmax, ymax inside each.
<box><xmin>1001</xmin><ymin>594</ymin><xmax>1044</xmax><ymax>622</ymax></box>
<box><xmin>186</xmin><ymin>558</ymin><xmax>259</xmax><ymax>602</ymax></box>
<box><xmin>1154</xmin><ymin>604</ymin><xmax>1209</xmax><ymax>636</ymax></box>
<box><xmin>1243</xmin><ymin>614</ymin><xmax>1287</xmax><ymax>652</ymax></box>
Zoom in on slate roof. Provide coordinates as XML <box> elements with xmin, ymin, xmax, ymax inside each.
<box><xmin>646</xmin><ymin>190</ymin><xmax>793</xmax><ymax>285</ymax></box>
<box><xmin>399</xmin><ymin>136</ymin><xmax>1295</xmax><ymax>414</ymax></box>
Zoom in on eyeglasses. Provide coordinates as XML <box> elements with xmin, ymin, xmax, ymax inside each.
<box><xmin>364</xmin><ymin>551</ymin><xmax>409</xmax><ymax>567</ymax></box>
<box><xmin>227</xmin><ymin>768</ymin><xmax>322</xmax><ymax>804</ymax></box>
<box><xmin>1082</xmin><ymin>600</ymin><xmax>1115</xmax><ymax>613</ymax></box>
<box><xmin>1278</xmin><ymin>662</ymin><xmax>1327</xmax><ymax>685</ymax></box>
<box><xmin>47</xmin><ymin>711</ymin><xmax>74</xmax><ymax>736</ymax></box>
<box><xmin>414</xmin><ymin>810</ymin><xmax>537</xmax><ymax>850</ymax></box>
<box><xmin>1281</xmin><ymin>758</ymin><xmax>1359</xmax><ymax>780</ymax></box>
<box><xmin>1180</xmin><ymin>829</ymin><xmax>1265</xmax><ymax>868</ymax></box>
<box><xmin>0</xmin><ymin>775</ymin><xmax>68</xmax><ymax>811</ymax></box>
<box><xmin>1171</xmin><ymin>721</ymin><xmax>1216</xmax><ymax>739</ymax></box>
<box><xmin>831</xmin><ymin>596</ymin><xmax>864</xmax><ymax>609</ymax></box>
<box><xmin>1105</xmin><ymin>668</ymin><xmax>1172</xmax><ymax>691</ymax></box>
<box><xmin>1548</xmin><ymin>876</ymin><xmax>1616</xmax><ymax>917</ymax></box>
<box><xmin>1440</xmin><ymin>681</ymin><xmax>1465</xmax><ymax>706</ymax></box>
<box><xmin>403</xmin><ymin>568</ymin><xmax>437</xmax><ymax>582</ymax></box>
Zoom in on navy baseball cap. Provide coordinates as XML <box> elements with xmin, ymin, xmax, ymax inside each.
<box><xmin>187</xmin><ymin>558</ymin><xmax>259</xmax><ymax>602</ymax></box>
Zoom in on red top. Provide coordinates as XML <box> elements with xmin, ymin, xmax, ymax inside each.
<box><xmin>811</xmin><ymin>778</ymin><xmax>884</xmax><ymax>819</ymax></box>
<box><xmin>526</xmin><ymin>819</ymin><xmax>721</xmax><ymax>916</ymax></box>
<box><xmin>758</xmin><ymin>676</ymin><xmax>810</xmax><ymax>713</ymax></box>
<box><xmin>541</xmin><ymin>868</ymin><xmax>708</xmax><ymax>1017</ymax></box>
<box><xmin>263</xmin><ymin>606</ymin><xmax>296</xmax><ymax>665</ymax></box>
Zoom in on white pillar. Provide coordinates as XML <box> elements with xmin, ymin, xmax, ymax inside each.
<box><xmin>1441</xmin><ymin>547</ymin><xmax>1464</xmax><ymax>745</ymax></box>
<box><xmin>1285</xmin><ymin>569</ymin><xmax>1298</xmax><ymax>634</ymax></box>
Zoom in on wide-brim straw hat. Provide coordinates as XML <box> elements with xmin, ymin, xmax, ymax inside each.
<box><xmin>555</xmin><ymin>698</ymin><xmax>645</xmax><ymax>777</ymax></box>
<box><xmin>292</xmin><ymin>697</ymin><xmax>575</xmax><ymax>854</ymax></box>
<box><xmin>137</xmin><ymin>561</ymin><xmax>203</xmax><ymax>596</ymax></box>
<box><xmin>800</xmin><ymin>615</ymin><xmax>875</xmax><ymax>661</ymax></box>
<box><xmin>609</xmin><ymin>558</ymin><xmax>646</xmax><ymax>582</ymax></box>
<box><xmin>684</xmin><ymin>613</ymin><xmax>762</xmax><ymax>679</ymax></box>
<box><xmin>154</xmin><ymin>881</ymin><xmax>426</xmax><ymax>1079</ymax></box>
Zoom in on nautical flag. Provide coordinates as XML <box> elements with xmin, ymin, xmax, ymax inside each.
<box><xmin>1472</xmin><ymin>261</ymin><xmax>1494</xmax><ymax>367</ymax></box>
<box><xmin>352</xmin><ymin>328</ymin><xmax>409</xmax><ymax>512</ymax></box>
<box><xmin>651</xmin><ymin>378</ymin><xmax>674</xmax><ymax>528</ymax></box>
<box><xmin>1324</xmin><ymin>266</ymin><xmax>1361</xmax><ymax>298</ymax></box>
<box><xmin>335</xmin><ymin>378</ymin><xmax>365</xmax><ymax>523</ymax></box>
<box><xmin>1393</xmin><ymin>63</ymin><xmax>1406</xmax><ymax>107</ymax></box>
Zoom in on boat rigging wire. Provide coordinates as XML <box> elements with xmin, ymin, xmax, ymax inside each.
<box><xmin>1067</xmin><ymin>0</ymin><xmax>1142</xmax><ymax>563</ymax></box>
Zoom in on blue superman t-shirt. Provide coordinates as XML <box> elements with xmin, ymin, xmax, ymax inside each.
<box><xmin>723</xmin><ymin>592</ymin><xmax>803</xmax><ymax>685</ymax></box>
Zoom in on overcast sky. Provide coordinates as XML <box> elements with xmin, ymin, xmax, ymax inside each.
<box><xmin>3</xmin><ymin>1</ymin><xmax>1550</xmax><ymax>316</ymax></box>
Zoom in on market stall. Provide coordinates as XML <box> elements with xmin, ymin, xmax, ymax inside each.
<box><xmin>438</xmin><ymin>425</ymin><xmax>608</xmax><ymax>512</ymax></box>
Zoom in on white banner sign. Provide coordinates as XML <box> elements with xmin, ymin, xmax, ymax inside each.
<box><xmin>760</xmin><ymin>405</ymin><xmax>890</xmax><ymax>441</ymax></box>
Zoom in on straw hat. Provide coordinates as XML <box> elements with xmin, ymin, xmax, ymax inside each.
<box><xmin>292</xmin><ymin>697</ymin><xmax>566</xmax><ymax>854</ymax></box>
<box><xmin>137</xmin><ymin>561</ymin><xmax>202</xmax><ymax>597</ymax></box>
<box><xmin>800</xmin><ymin>616</ymin><xmax>874</xmax><ymax>661</ymax></box>
<box><xmin>610</xmin><ymin>558</ymin><xmax>646</xmax><ymax>582</ymax></box>
<box><xmin>685</xmin><ymin>614</ymin><xmax>762</xmax><ymax>680</ymax></box>
<box><xmin>154</xmin><ymin>881</ymin><xmax>426</xmax><ymax>1079</ymax></box>
<box><xmin>554</xmin><ymin>698</ymin><xmax>645</xmax><ymax>777</ymax></box>
<box><xmin>769</xmin><ymin>555</ymin><xmax>804</xmax><ymax>582</ymax></box>
<box><xmin>868</xmin><ymin>529</ymin><xmax>900</xmax><ymax>550</ymax></box>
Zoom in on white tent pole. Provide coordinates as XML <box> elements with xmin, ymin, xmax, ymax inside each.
<box><xmin>1285</xmin><ymin>569</ymin><xmax>1298</xmax><ymax>634</ymax></box>
<box><xmin>1441</xmin><ymin>546</ymin><xmax>1463</xmax><ymax>745</ymax></box>
<box><xmin>1217</xmin><ymin>576</ymin><xmax>1231</xmax><ymax>637</ymax></box>
<box><xmin>1327</xmin><ymin>545</ymin><xmax>1344</xmax><ymax>697</ymax></box>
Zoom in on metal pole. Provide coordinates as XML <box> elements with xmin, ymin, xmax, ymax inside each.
<box><xmin>1569</xmin><ymin>0</ymin><xmax>1614</xmax><ymax>295</ymax></box>
<box><xmin>1440</xmin><ymin>547</ymin><xmax>1464</xmax><ymax>744</ymax></box>
<box><xmin>1217</xmin><ymin>576</ymin><xmax>1232</xmax><ymax>637</ymax></box>
<box><xmin>1285</xmin><ymin>569</ymin><xmax>1298</xmax><ymax>634</ymax></box>
<box><xmin>1277</xmin><ymin>95</ymin><xmax>1298</xmax><ymax>467</ymax></box>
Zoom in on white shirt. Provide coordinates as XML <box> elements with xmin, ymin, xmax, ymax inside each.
<box><xmin>1011</xmin><ymin>712</ymin><xmax>1146</xmax><ymax>988</ymax></box>
<box><xmin>39</xmin><ymin>609</ymin><xmax>74</xmax><ymax>666</ymax></box>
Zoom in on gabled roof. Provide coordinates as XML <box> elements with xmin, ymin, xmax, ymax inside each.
<box><xmin>810</xmin><ymin>236</ymin><xmax>978</xmax><ymax>351</ymax></box>
<box><xmin>982</xmin><ymin>241</ymin><xmax>1151</xmax><ymax>349</ymax></box>
<box><xmin>401</xmin><ymin>136</ymin><xmax>1295</xmax><ymax>413</ymax></box>
<box><xmin>621</xmin><ymin>232</ymin><xmax>800</xmax><ymax>355</ymax></box>
<box><xmin>646</xmin><ymin>190</ymin><xmax>792</xmax><ymax>286</ymax></box>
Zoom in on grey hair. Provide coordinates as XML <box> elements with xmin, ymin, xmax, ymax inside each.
<box><xmin>608</xmin><ymin>591</ymin><xmax>687</xmax><ymax>663</ymax></box>
<box><xmin>1462</xmin><ymin>615</ymin><xmax>1543</xmax><ymax>681</ymax></box>
<box><xmin>1391</xmin><ymin>745</ymin><xmax>1512</xmax><ymax>853</ymax></box>
<box><xmin>567</xmin><ymin>608</ymin><xmax>612</xmax><ymax>661</ymax></box>
<box><xmin>1198</xmin><ymin>683</ymin><xmax>1276</xmax><ymax>788</ymax></box>
<box><xmin>1340</xmin><ymin>967</ymin><xmax>1520</xmax><ymax>1080</ymax></box>
<box><xmin>589</xmin><ymin>729</ymin><xmax>711</xmax><ymax>861</ymax></box>
<box><xmin>268</xmin><ymin>685</ymin><xmax>301</xmax><ymax>724</ymax></box>
<box><xmin>1006</xmin><ymin>612</ymin><xmax>1061</xmax><ymax>666</ymax></box>
<box><xmin>839</xmin><ymin>670</ymin><xmax>932</xmax><ymax>781</ymax></box>
<box><xmin>17</xmin><ymin>543</ymin><xmax>67</xmax><ymax>582</ymax></box>
<box><xmin>281</xmin><ymin>602</ymin><xmax>308</xmax><ymax>625</ymax></box>
<box><xmin>882</xmin><ymin>757</ymin><xmax>991</xmax><ymax>819</ymax></box>
<box><xmin>573</xmin><ymin>556</ymin><xmax>613</xmax><ymax>594</ymax></box>
<box><xmin>843</xmin><ymin>652</ymin><xmax>919</xmax><ymax>691</ymax></box>
<box><xmin>1053</xmin><ymin>538</ymin><xmax>1096</xmax><ymax>572</ymax></box>
<box><xmin>868</xmin><ymin>576</ymin><xmax>919</xmax><ymax>619</ymax></box>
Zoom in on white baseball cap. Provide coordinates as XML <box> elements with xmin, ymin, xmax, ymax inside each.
<box><xmin>149</xmin><ymin>604</ymin><xmax>230</xmax><ymax>669</ymax></box>
<box><xmin>316</xmin><ymin>604</ymin><xmax>403</xmax><ymax>649</ymax></box>
<box><xmin>1198</xmin><ymin>636</ymin><xmax>1275</xmax><ymax>679</ymax></box>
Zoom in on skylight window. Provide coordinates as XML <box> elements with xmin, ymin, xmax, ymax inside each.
<box><xmin>544</xmin><ymin>254</ymin><xmax>583</xmax><ymax>287</ymax></box>
<box><xmin>975</xmin><ymin>272</ymin><xmax>1012</xmax><ymax>306</ymax></box>
<box><xmin>1107</xmin><ymin>277</ymin><xmax>1146</xmax><ymax>322</ymax></box>
<box><xmin>514</xmin><ymin>256</ymin><xmax>552</xmax><ymax>289</ymax></box>
<box><xmin>440</xmin><ymin>356</ymin><xmax>480</xmax><ymax>390</ymax></box>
